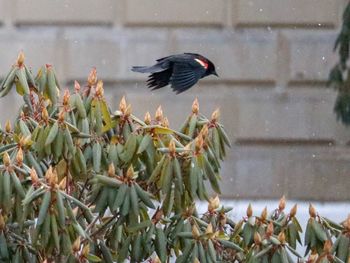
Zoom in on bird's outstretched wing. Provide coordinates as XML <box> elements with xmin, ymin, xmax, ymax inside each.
<box><xmin>170</xmin><ymin>62</ymin><xmax>205</xmax><ymax>94</ymax></box>
<box><xmin>147</xmin><ymin>68</ymin><xmax>172</xmax><ymax>90</ymax></box>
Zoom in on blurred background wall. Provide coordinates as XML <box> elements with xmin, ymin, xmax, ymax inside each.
<box><xmin>0</xmin><ymin>0</ymin><xmax>349</xmax><ymax>201</ymax></box>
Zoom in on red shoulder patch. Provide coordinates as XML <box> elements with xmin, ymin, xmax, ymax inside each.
<box><xmin>194</xmin><ymin>58</ymin><xmax>208</xmax><ymax>69</ymax></box>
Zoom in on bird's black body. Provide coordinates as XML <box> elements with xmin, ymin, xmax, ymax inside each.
<box><xmin>132</xmin><ymin>53</ymin><xmax>218</xmax><ymax>94</ymax></box>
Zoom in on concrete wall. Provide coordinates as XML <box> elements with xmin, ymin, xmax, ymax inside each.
<box><xmin>0</xmin><ymin>0</ymin><xmax>349</xmax><ymax>201</ymax></box>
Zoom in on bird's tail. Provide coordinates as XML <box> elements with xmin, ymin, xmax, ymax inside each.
<box><xmin>131</xmin><ymin>64</ymin><xmax>165</xmax><ymax>73</ymax></box>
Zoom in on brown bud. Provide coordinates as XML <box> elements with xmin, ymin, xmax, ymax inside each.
<box><xmin>309</xmin><ymin>203</ymin><xmax>316</xmax><ymax>218</ymax></box>
<box><xmin>108</xmin><ymin>163</ymin><xmax>115</xmax><ymax>177</ymax></box>
<box><xmin>58</xmin><ymin>110</ymin><xmax>65</xmax><ymax>122</ymax></box>
<box><xmin>95</xmin><ymin>80</ymin><xmax>104</xmax><ymax>98</ymax></box>
<box><xmin>16</xmin><ymin>148</ymin><xmax>23</xmax><ymax>166</ymax></box>
<box><xmin>17</xmin><ymin>51</ymin><xmax>25</xmax><ymax>67</ymax></box>
<box><xmin>144</xmin><ymin>111</ymin><xmax>152</xmax><ymax>125</ymax></box>
<box><xmin>168</xmin><ymin>140</ymin><xmax>176</xmax><ymax>157</ymax></box>
<box><xmin>74</xmin><ymin>80</ymin><xmax>81</xmax><ymax>92</ymax></box>
<box><xmin>82</xmin><ymin>243</ymin><xmax>90</xmax><ymax>257</ymax></box>
<box><xmin>278</xmin><ymin>195</ymin><xmax>286</xmax><ymax>211</ymax></box>
<box><xmin>323</xmin><ymin>240</ymin><xmax>332</xmax><ymax>254</ymax></box>
<box><xmin>308</xmin><ymin>251</ymin><xmax>318</xmax><ymax>262</ymax></box>
<box><xmin>0</xmin><ymin>214</ymin><xmax>4</xmax><ymax>231</ymax></box>
<box><xmin>63</xmin><ymin>89</ymin><xmax>70</xmax><ymax>106</ymax></box>
<box><xmin>30</xmin><ymin>168</ymin><xmax>39</xmax><ymax>185</ymax></box>
<box><xmin>266</xmin><ymin>222</ymin><xmax>274</xmax><ymax>238</ymax></box>
<box><xmin>199</xmin><ymin>125</ymin><xmax>209</xmax><ymax>139</ymax></box>
<box><xmin>152</xmin><ymin>256</ymin><xmax>162</xmax><ymax>263</ymax></box>
<box><xmin>42</xmin><ymin>108</ymin><xmax>49</xmax><ymax>122</ymax></box>
<box><xmin>5</xmin><ymin>120</ymin><xmax>11</xmax><ymax>133</ymax></box>
<box><xmin>155</xmin><ymin>105</ymin><xmax>163</xmax><ymax>122</ymax></box>
<box><xmin>195</xmin><ymin>135</ymin><xmax>204</xmax><ymax>152</ymax></box>
<box><xmin>119</xmin><ymin>96</ymin><xmax>127</xmax><ymax>113</ymax></box>
<box><xmin>125</xmin><ymin>104</ymin><xmax>132</xmax><ymax>117</ymax></box>
<box><xmin>208</xmin><ymin>195</ymin><xmax>220</xmax><ymax>212</ymax></box>
<box><xmin>45</xmin><ymin>166</ymin><xmax>58</xmax><ymax>187</ymax></box>
<box><xmin>211</xmin><ymin>108</ymin><xmax>220</xmax><ymax>122</ymax></box>
<box><xmin>3</xmin><ymin>152</ymin><xmax>10</xmax><ymax>167</ymax></box>
<box><xmin>205</xmin><ymin>223</ymin><xmax>214</xmax><ymax>235</ymax></box>
<box><xmin>247</xmin><ymin>203</ymin><xmax>253</xmax><ymax>218</ymax></box>
<box><xmin>289</xmin><ymin>204</ymin><xmax>297</xmax><ymax>218</ymax></box>
<box><xmin>278</xmin><ymin>231</ymin><xmax>286</xmax><ymax>243</ymax></box>
<box><xmin>343</xmin><ymin>215</ymin><xmax>350</xmax><ymax>230</ymax></box>
<box><xmin>192</xmin><ymin>225</ymin><xmax>200</xmax><ymax>239</ymax></box>
<box><xmin>126</xmin><ymin>166</ymin><xmax>134</xmax><ymax>179</ymax></box>
<box><xmin>72</xmin><ymin>236</ymin><xmax>81</xmax><ymax>252</ymax></box>
<box><xmin>254</xmin><ymin>232</ymin><xmax>262</xmax><ymax>245</ymax></box>
<box><xmin>261</xmin><ymin>207</ymin><xmax>268</xmax><ymax>221</ymax></box>
<box><xmin>58</xmin><ymin>177</ymin><xmax>67</xmax><ymax>190</ymax></box>
<box><xmin>192</xmin><ymin>98</ymin><xmax>199</xmax><ymax>114</ymax></box>
<box><xmin>162</xmin><ymin>117</ymin><xmax>169</xmax><ymax>128</ymax></box>
<box><xmin>87</xmin><ymin>67</ymin><xmax>97</xmax><ymax>86</ymax></box>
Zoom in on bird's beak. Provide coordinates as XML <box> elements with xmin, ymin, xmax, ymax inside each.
<box><xmin>213</xmin><ymin>71</ymin><xmax>219</xmax><ymax>77</ymax></box>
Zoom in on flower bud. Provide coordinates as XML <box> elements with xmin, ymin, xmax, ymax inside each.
<box><xmin>247</xmin><ymin>203</ymin><xmax>253</xmax><ymax>218</ymax></box>
<box><xmin>168</xmin><ymin>140</ymin><xmax>176</xmax><ymax>157</ymax></box>
<box><xmin>208</xmin><ymin>195</ymin><xmax>220</xmax><ymax>212</ymax></box>
<box><xmin>205</xmin><ymin>223</ymin><xmax>214</xmax><ymax>235</ymax></box>
<box><xmin>58</xmin><ymin>110</ymin><xmax>65</xmax><ymax>122</ymax></box>
<box><xmin>82</xmin><ymin>243</ymin><xmax>90</xmax><ymax>257</ymax></box>
<box><xmin>108</xmin><ymin>163</ymin><xmax>115</xmax><ymax>177</ymax></box>
<box><xmin>125</xmin><ymin>104</ymin><xmax>132</xmax><ymax>117</ymax></box>
<box><xmin>199</xmin><ymin>125</ymin><xmax>209</xmax><ymax>139</ymax></box>
<box><xmin>42</xmin><ymin>108</ymin><xmax>49</xmax><ymax>122</ymax></box>
<box><xmin>126</xmin><ymin>166</ymin><xmax>134</xmax><ymax>179</ymax></box>
<box><xmin>323</xmin><ymin>240</ymin><xmax>332</xmax><ymax>254</ymax></box>
<box><xmin>193</xmin><ymin>258</ymin><xmax>200</xmax><ymax>263</ymax></box>
<box><xmin>74</xmin><ymin>80</ymin><xmax>81</xmax><ymax>92</ymax></box>
<box><xmin>16</xmin><ymin>148</ymin><xmax>23</xmax><ymax>166</ymax></box>
<box><xmin>278</xmin><ymin>231</ymin><xmax>286</xmax><ymax>243</ymax></box>
<box><xmin>17</xmin><ymin>51</ymin><xmax>25</xmax><ymax>67</ymax></box>
<box><xmin>63</xmin><ymin>89</ymin><xmax>70</xmax><ymax>106</ymax></box>
<box><xmin>95</xmin><ymin>80</ymin><xmax>104</xmax><ymax>98</ymax></box>
<box><xmin>195</xmin><ymin>135</ymin><xmax>203</xmax><ymax>153</ymax></box>
<box><xmin>278</xmin><ymin>195</ymin><xmax>286</xmax><ymax>211</ymax></box>
<box><xmin>211</xmin><ymin>108</ymin><xmax>220</xmax><ymax>122</ymax></box>
<box><xmin>309</xmin><ymin>203</ymin><xmax>316</xmax><ymax>218</ymax></box>
<box><xmin>152</xmin><ymin>256</ymin><xmax>162</xmax><ymax>263</ymax></box>
<box><xmin>30</xmin><ymin>168</ymin><xmax>39</xmax><ymax>185</ymax></box>
<box><xmin>261</xmin><ymin>207</ymin><xmax>267</xmax><ymax>221</ymax></box>
<box><xmin>192</xmin><ymin>225</ymin><xmax>200</xmax><ymax>239</ymax></box>
<box><xmin>119</xmin><ymin>96</ymin><xmax>127</xmax><ymax>113</ymax></box>
<box><xmin>266</xmin><ymin>222</ymin><xmax>274</xmax><ymax>238</ymax></box>
<box><xmin>192</xmin><ymin>98</ymin><xmax>199</xmax><ymax>114</ymax></box>
<box><xmin>87</xmin><ymin>67</ymin><xmax>97</xmax><ymax>86</ymax></box>
<box><xmin>155</xmin><ymin>105</ymin><xmax>163</xmax><ymax>122</ymax></box>
<box><xmin>254</xmin><ymin>232</ymin><xmax>262</xmax><ymax>245</ymax></box>
<box><xmin>59</xmin><ymin>177</ymin><xmax>67</xmax><ymax>190</ymax></box>
<box><xmin>289</xmin><ymin>204</ymin><xmax>297</xmax><ymax>218</ymax></box>
<box><xmin>72</xmin><ymin>236</ymin><xmax>81</xmax><ymax>252</ymax></box>
<box><xmin>5</xmin><ymin>120</ymin><xmax>11</xmax><ymax>133</ymax></box>
<box><xmin>0</xmin><ymin>214</ymin><xmax>5</xmax><ymax>231</ymax></box>
<box><xmin>144</xmin><ymin>111</ymin><xmax>151</xmax><ymax>125</ymax></box>
<box><xmin>3</xmin><ymin>152</ymin><xmax>10</xmax><ymax>167</ymax></box>
<box><xmin>162</xmin><ymin>117</ymin><xmax>169</xmax><ymax>128</ymax></box>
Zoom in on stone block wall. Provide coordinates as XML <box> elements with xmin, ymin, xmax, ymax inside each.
<box><xmin>0</xmin><ymin>0</ymin><xmax>349</xmax><ymax>200</ymax></box>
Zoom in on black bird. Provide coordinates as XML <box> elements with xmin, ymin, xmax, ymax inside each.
<box><xmin>132</xmin><ymin>53</ymin><xmax>218</xmax><ymax>94</ymax></box>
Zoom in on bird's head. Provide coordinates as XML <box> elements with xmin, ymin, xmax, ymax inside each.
<box><xmin>206</xmin><ymin>59</ymin><xmax>218</xmax><ymax>77</ymax></box>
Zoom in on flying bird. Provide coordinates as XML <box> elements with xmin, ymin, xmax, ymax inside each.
<box><xmin>132</xmin><ymin>53</ymin><xmax>218</xmax><ymax>94</ymax></box>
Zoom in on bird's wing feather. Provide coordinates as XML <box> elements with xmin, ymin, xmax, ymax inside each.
<box><xmin>170</xmin><ymin>63</ymin><xmax>205</xmax><ymax>94</ymax></box>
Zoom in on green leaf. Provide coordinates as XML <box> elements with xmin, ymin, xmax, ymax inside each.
<box><xmin>45</xmin><ymin>121</ymin><xmax>59</xmax><ymax>146</ymax></box>
<box><xmin>86</xmin><ymin>254</ymin><xmax>102</xmax><ymax>262</ymax></box>
<box><xmin>37</xmin><ymin>191</ymin><xmax>51</xmax><ymax>226</ymax></box>
<box><xmin>16</xmin><ymin>67</ymin><xmax>30</xmax><ymax>95</ymax></box>
<box><xmin>137</xmin><ymin>134</ymin><xmax>152</xmax><ymax>154</ymax></box>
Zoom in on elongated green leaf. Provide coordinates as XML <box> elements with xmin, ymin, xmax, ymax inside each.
<box><xmin>37</xmin><ymin>191</ymin><xmax>51</xmax><ymax>226</ymax></box>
